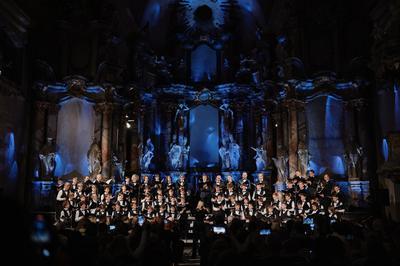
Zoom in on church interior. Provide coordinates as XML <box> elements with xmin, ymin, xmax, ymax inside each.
<box><xmin>0</xmin><ymin>0</ymin><xmax>400</xmax><ymax>265</ymax></box>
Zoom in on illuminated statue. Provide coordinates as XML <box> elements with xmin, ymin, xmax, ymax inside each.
<box><xmin>180</xmin><ymin>135</ymin><xmax>190</xmax><ymax>170</ymax></box>
<box><xmin>344</xmin><ymin>148</ymin><xmax>361</xmax><ymax>179</ymax></box>
<box><xmin>357</xmin><ymin>146</ymin><xmax>367</xmax><ymax>178</ymax></box>
<box><xmin>252</xmin><ymin>145</ymin><xmax>267</xmax><ymax>171</ymax></box>
<box><xmin>272</xmin><ymin>155</ymin><xmax>289</xmax><ymax>183</ymax></box>
<box><xmin>87</xmin><ymin>138</ymin><xmax>102</xmax><ymax>177</ymax></box>
<box><xmin>140</xmin><ymin>138</ymin><xmax>154</xmax><ymax>172</ymax></box>
<box><xmin>219</xmin><ymin>102</ymin><xmax>234</xmax><ymax>138</ymax></box>
<box><xmin>169</xmin><ymin>135</ymin><xmax>182</xmax><ymax>170</ymax></box>
<box><xmin>39</xmin><ymin>138</ymin><xmax>57</xmax><ymax>178</ymax></box>
<box><xmin>112</xmin><ymin>154</ymin><xmax>124</xmax><ymax>181</ymax></box>
<box><xmin>297</xmin><ymin>148</ymin><xmax>310</xmax><ymax>177</ymax></box>
<box><xmin>175</xmin><ymin>102</ymin><xmax>190</xmax><ymax>130</ymax></box>
<box><xmin>219</xmin><ymin>137</ymin><xmax>230</xmax><ymax>170</ymax></box>
<box><xmin>229</xmin><ymin>134</ymin><xmax>240</xmax><ymax>170</ymax></box>
<box><xmin>219</xmin><ymin>102</ymin><xmax>234</xmax><ymax>120</ymax></box>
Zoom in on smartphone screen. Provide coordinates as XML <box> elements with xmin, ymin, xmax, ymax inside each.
<box><xmin>259</xmin><ymin>229</ymin><xmax>271</xmax><ymax>235</ymax></box>
<box><xmin>138</xmin><ymin>216</ymin><xmax>145</xmax><ymax>226</ymax></box>
<box><xmin>303</xmin><ymin>218</ymin><xmax>314</xmax><ymax>225</ymax></box>
<box><xmin>213</xmin><ymin>226</ymin><xmax>226</xmax><ymax>234</ymax></box>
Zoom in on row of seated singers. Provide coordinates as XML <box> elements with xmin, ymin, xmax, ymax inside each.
<box><xmin>55</xmin><ymin>170</ymin><xmax>345</xmax><ymax>228</ymax></box>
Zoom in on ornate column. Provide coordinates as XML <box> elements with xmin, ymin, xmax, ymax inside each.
<box><xmin>265</xmin><ymin>102</ymin><xmax>275</xmax><ymax>166</ymax></box>
<box><xmin>152</xmin><ymin>99</ymin><xmax>160</xmax><ymax>170</ymax></box>
<box><xmin>244</xmin><ymin>102</ymin><xmax>253</xmax><ymax>168</ymax></box>
<box><xmin>272</xmin><ymin>104</ymin><xmax>288</xmax><ymax>188</ymax></box>
<box><xmin>135</xmin><ymin>104</ymin><xmax>146</xmax><ymax>172</ymax></box>
<box><xmin>283</xmin><ymin>99</ymin><xmax>300</xmax><ymax>178</ymax></box>
<box><xmin>354</xmin><ymin>99</ymin><xmax>370</xmax><ymax>180</ymax></box>
<box><xmin>343</xmin><ymin>101</ymin><xmax>357</xmax><ymax>148</ymax></box>
<box><xmin>127</xmin><ymin>106</ymin><xmax>141</xmax><ymax>173</ymax></box>
<box><xmin>234</xmin><ymin>102</ymin><xmax>245</xmax><ymax>169</ymax></box>
<box><xmin>261</xmin><ymin>108</ymin><xmax>269</xmax><ymax>164</ymax></box>
<box><xmin>296</xmin><ymin>101</ymin><xmax>308</xmax><ymax>177</ymax></box>
<box><xmin>46</xmin><ymin>103</ymin><xmax>60</xmax><ymax>140</ymax></box>
<box><xmin>162</xmin><ymin>102</ymin><xmax>173</xmax><ymax>170</ymax></box>
<box><xmin>32</xmin><ymin>101</ymin><xmax>50</xmax><ymax>178</ymax></box>
<box><xmin>99</xmin><ymin>103</ymin><xmax>113</xmax><ymax>178</ymax></box>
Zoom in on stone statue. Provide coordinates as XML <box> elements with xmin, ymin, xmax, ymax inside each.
<box><xmin>180</xmin><ymin>135</ymin><xmax>190</xmax><ymax>170</ymax></box>
<box><xmin>252</xmin><ymin>146</ymin><xmax>267</xmax><ymax>171</ymax></box>
<box><xmin>297</xmin><ymin>148</ymin><xmax>310</xmax><ymax>177</ymax></box>
<box><xmin>272</xmin><ymin>155</ymin><xmax>289</xmax><ymax>183</ymax></box>
<box><xmin>219</xmin><ymin>134</ymin><xmax>240</xmax><ymax>171</ymax></box>
<box><xmin>229</xmin><ymin>135</ymin><xmax>240</xmax><ymax>171</ymax></box>
<box><xmin>87</xmin><ymin>138</ymin><xmax>102</xmax><ymax>177</ymax></box>
<box><xmin>169</xmin><ymin>135</ymin><xmax>182</xmax><ymax>170</ymax></box>
<box><xmin>140</xmin><ymin>138</ymin><xmax>154</xmax><ymax>172</ymax></box>
<box><xmin>175</xmin><ymin>102</ymin><xmax>190</xmax><ymax>130</ymax></box>
<box><xmin>219</xmin><ymin>137</ymin><xmax>230</xmax><ymax>170</ymax></box>
<box><xmin>39</xmin><ymin>138</ymin><xmax>57</xmax><ymax>178</ymax></box>
<box><xmin>344</xmin><ymin>150</ymin><xmax>360</xmax><ymax>179</ymax></box>
<box><xmin>112</xmin><ymin>154</ymin><xmax>124</xmax><ymax>182</ymax></box>
<box><xmin>219</xmin><ymin>102</ymin><xmax>234</xmax><ymax>120</ymax></box>
<box><xmin>357</xmin><ymin>146</ymin><xmax>367</xmax><ymax>178</ymax></box>
<box><xmin>219</xmin><ymin>102</ymin><xmax>234</xmax><ymax>139</ymax></box>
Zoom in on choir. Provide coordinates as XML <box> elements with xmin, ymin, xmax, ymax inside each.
<box><xmin>55</xmin><ymin>170</ymin><xmax>346</xmax><ymax>228</ymax></box>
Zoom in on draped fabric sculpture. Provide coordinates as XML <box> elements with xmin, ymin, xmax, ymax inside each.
<box><xmin>39</xmin><ymin>138</ymin><xmax>57</xmax><ymax>178</ymax></box>
<box><xmin>139</xmin><ymin>138</ymin><xmax>154</xmax><ymax>172</ymax></box>
<box><xmin>87</xmin><ymin>138</ymin><xmax>102</xmax><ymax>177</ymax></box>
<box><xmin>219</xmin><ymin>134</ymin><xmax>240</xmax><ymax>171</ymax></box>
<box><xmin>272</xmin><ymin>155</ymin><xmax>289</xmax><ymax>182</ymax></box>
<box><xmin>252</xmin><ymin>145</ymin><xmax>267</xmax><ymax>171</ymax></box>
